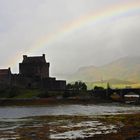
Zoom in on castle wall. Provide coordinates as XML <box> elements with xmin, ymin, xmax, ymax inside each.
<box><xmin>12</xmin><ymin>75</ymin><xmax>66</xmax><ymax>91</ymax></box>
<box><xmin>0</xmin><ymin>54</ymin><xmax>66</xmax><ymax>91</ymax></box>
<box><xmin>11</xmin><ymin>74</ymin><xmax>34</xmax><ymax>88</ymax></box>
<box><xmin>42</xmin><ymin>78</ymin><xmax>66</xmax><ymax>91</ymax></box>
<box><xmin>0</xmin><ymin>68</ymin><xmax>12</xmax><ymax>87</ymax></box>
<box><xmin>19</xmin><ymin>63</ymin><xmax>50</xmax><ymax>78</ymax></box>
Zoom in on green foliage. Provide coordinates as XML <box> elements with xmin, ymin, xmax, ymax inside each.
<box><xmin>107</xmin><ymin>82</ymin><xmax>111</xmax><ymax>89</ymax></box>
<box><xmin>15</xmin><ymin>89</ymin><xmax>41</xmax><ymax>98</ymax></box>
<box><xmin>94</xmin><ymin>86</ymin><xmax>104</xmax><ymax>90</ymax></box>
<box><xmin>66</xmin><ymin>81</ymin><xmax>87</xmax><ymax>91</ymax></box>
<box><xmin>64</xmin><ymin>81</ymin><xmax>88</xmax><ymax>98</ymax></box>
<box><xmin>37</xmin><ymin>90</ymin><xmax>64</xmax><ymax>98</ymax></box>
<box><xmin>86</xmin><ymin>82</ymin><xmax>140</xmax><ymax>90</ymax></box>
<box><xmin>0</xmin><ymin>87</ymin><xmax>21</xmax><ymax>98</ymax></box>
<box><xmin>37</xmin><ymin>90</ymin><xmax>48</xmax><ymax>98</ymax></box>
<box><xmin>0</xmin><ymin>87</ymin><xmax>41</xmax><ymax>98</ymax></box>
<box><xmin>0</xmin><ymin>86</ymin><xmax>65</xmax><ymax>99</ymax></box>
<box><xmin>8</xmin><ymin>87</ymin><xmax>21</xmax><ymax>98</ymax></box>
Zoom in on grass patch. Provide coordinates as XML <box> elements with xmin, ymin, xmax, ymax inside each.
<box><xmin>14</xmin><ymin>89</ymin><xmax>41</xmax><ymax>98</ymax></box>
<box><xmin>0</xmin><ymin>87</ymin><xmax>42</xmax><ymax>99</ymax></box>
<box><xmin>86</xmin><ymin>82</ymin><xmax>140</xmax><ymax>90</ymax></box>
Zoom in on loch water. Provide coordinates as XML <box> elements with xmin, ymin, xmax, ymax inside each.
<box><xmin>0</xmin><ymin>104</ymin><xmax>140</xmax><ymax>139</ymax></box>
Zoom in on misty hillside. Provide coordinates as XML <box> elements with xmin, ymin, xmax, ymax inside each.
<box><xmin>67</xmin><ymin>56</ymin><xmax>140</xmax><ymax>83</ymax></box>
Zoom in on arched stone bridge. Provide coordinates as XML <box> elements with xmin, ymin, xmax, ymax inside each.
<box><xmin>92</xmin><ymin>88</ymin><xmax>140</xmax><ymax>99</ymax></box>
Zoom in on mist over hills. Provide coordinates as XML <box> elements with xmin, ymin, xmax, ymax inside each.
<box><xmin>65</xmin><ymin>56</ymin><xmax>140</xmax><ymax>83</ymax></box>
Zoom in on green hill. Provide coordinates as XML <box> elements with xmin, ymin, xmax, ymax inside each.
<box><xmin>67</xmin><ymin>56</ymin><xmax>140</xmax><ymax>83</ymax></box>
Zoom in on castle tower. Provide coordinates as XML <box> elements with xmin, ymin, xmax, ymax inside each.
<box><xmin>19</xmin><ymin>54</ymin><xmax>50</xmax><ymax>78</ymax></box>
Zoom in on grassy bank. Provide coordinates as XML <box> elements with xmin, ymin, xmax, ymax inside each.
<box><xmin>0</xmin><ymin>87</ymin><xmax>66</xmax><ymax>99</ymax></box>
<box><xmin>0</xmin><ymin>87</ymin><xmax>40</xmax><ymax>98</ymax></box>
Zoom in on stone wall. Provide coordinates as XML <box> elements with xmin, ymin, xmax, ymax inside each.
<box><xmin>0</xmin><ymin>54</ymin><xmax>66</xmax><ymax>91</ymax></box>
<box><xmin>19</xmin><ymin>63</ymin><xmax>50</xmax><ymax>78</ymax></box>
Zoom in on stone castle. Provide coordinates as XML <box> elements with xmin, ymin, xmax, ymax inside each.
<box><xmin>0</xmin><ymin>54</ymin><xmax>66</xmax><ymax>90</ymax></box>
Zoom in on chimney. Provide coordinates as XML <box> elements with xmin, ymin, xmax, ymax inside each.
<box><xmin>42</xmin><ymin>54</ymin><xmax>45</xmax><ymax>58</ymax></box>
<box><xmin>8</xmin><ymin>67</ymin><xmax>11</xmax><ymax>74</ymax></box>
<box><xmin>23</xmin><ymin>55</ymin><xmax>27</xmax><ymax>60</ymax></box>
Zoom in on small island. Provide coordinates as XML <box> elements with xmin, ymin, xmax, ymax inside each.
<box><xmin>0</xmin><ymin>54</ymin><xmax>140</xmax><ymax>106</ymax></box>
<box><xmin>0</xmin><ymin>54</ymin><xmax>68</xmax><ymax>101</ymax></box>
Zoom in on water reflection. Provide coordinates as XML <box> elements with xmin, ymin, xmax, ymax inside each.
<box><xmin>0</xmin><ymin>104</ymin><xmax>140</xmax><ymax>118</ymax></box>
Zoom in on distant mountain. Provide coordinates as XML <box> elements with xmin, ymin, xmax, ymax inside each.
<box><xmin>92</xmin><ymin>79</ymin><xmax>135</xmax><ymax>85</ymax></box>
<box><xmin>66</xmin><ymin>56</ymin><xmax>140</xmax><ymax>83</ymax></box>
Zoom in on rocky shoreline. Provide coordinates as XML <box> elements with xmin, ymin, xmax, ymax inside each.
<box><xmin>0</xmin><ymin>113</ymin><xmax>140</xmax><ymax>140</ymax></box>
<box><xmin>0</xmin><ymin>98</ymin><xmax>115</xmax><ymax>106</ymax></box>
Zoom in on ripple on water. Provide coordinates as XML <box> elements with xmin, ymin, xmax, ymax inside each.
<box><xmin>0</xmin><ymin>104</ymin><xmax>140</xmax><ymax>118</ymax></box>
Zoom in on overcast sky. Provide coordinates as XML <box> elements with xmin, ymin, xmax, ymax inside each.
<box><xmin>0</xmin><ymin>0</ymin><xmax>140</xmax><ymax>77</ymax></box>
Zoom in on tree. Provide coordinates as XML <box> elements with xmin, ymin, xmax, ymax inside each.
<box><xmin>66</xmin><ymin>83</ymin><xmax>73</xmax><ymax>90</ymax></box>
<box><xmin>107</xmin><ymin>82</ymin><xmax>111</xmax><ymax>89</ymax></box>
<box><xmin>94</xmin><ymin>86</ymin><xmax>104</xmax><ymax>90</ymax></box>
<box><xmin>66</xmin><ymin>81</ymin><xmax>87</xmax><ymax>91</ymax></box>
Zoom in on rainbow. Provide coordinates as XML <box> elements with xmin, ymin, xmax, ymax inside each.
<box><xmin>7</xmin><ymin>1</ymin><xmax>140</xmax><ymax>69</ymax></box>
